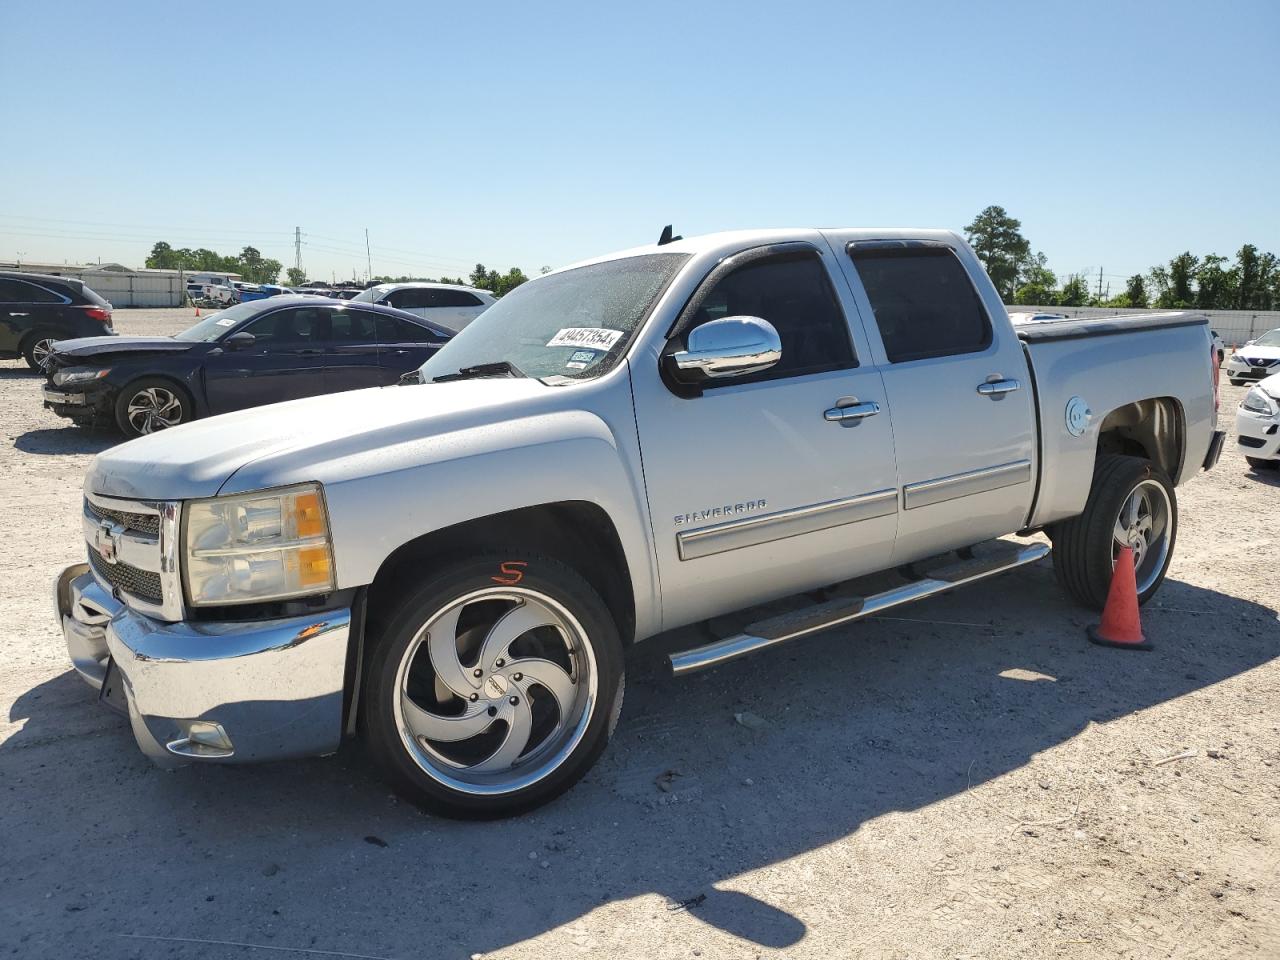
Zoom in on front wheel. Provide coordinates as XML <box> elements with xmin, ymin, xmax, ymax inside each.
<box><xmin>1229</xmin><ymin>379</ymin><xmax>1244</xmax><ymax>386</ymax></box>
<box><xmin>1049</xmin><ymin>454</ymin><xmax>1177</xmax><ymax>610</ymax></box>
<box><xmin>362</xmin><ymin>553</ymin><xmax>624</xmax><ymax>818</ymax></box>
<box><xmin>1246</xmin><ymin>455</ymin><xmax>1279</xmax><ymax>470</ymax></box>
<box><xmin>114</xmin><ymin>378</ymin><xmax>193</xmax><ymax>437</ymax></box>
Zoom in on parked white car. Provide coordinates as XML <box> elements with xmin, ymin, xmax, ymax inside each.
<box><xmin>350</xmin><ymin>282</ymin><xmax>494</xmax><ymax>331</ymax></box>
<box><xmin>1224</xmin><ymin>328</ymin><xmax>1280</xmax><ymax>385</ymax></box>
<box><xmin>1236</xmin><ymin>374</ymin><xmax>1280</xmax><ymax>468</ymax></box>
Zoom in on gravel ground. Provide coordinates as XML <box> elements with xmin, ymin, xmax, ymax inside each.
<box><xmin>2</xmin><ymin>309</ymin><xmax>1277</xmax><ymax>959</ymax></box>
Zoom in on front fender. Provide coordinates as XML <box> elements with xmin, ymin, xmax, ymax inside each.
<box><xmin>312</xmin><ymin>409</ymin><xmax>660</xmax><ymax>638</ymax></box>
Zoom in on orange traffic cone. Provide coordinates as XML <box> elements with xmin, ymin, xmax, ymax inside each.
<box><xmin>1086</xmin><ymin>545</ymin><xmax>1152</xmax><ymax>651</ymax></box>
<box><xmin>194</xmin><ymin>305</ymin><xmax>201</xmax><ymax>317</ymax></box>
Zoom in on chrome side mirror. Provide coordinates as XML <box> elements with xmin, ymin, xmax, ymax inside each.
<box><xmin>668</xmin><ymin>316</ymin><xmax>781</xmax><ymax>384</ymax></box>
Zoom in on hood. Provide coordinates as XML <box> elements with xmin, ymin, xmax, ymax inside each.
<box><xmin>86</xmin><ymin>377</ymin><xmax>554</xmax><ymax>500</ymax></box>
<box><xmin>1234</xmin><ymin>344</ymin><xmax>1280</xmax><ymax>362</ymax></box>
<box><xmin>1258</xmin><ymin>372</ymin><xmax>1280</xmax><ymax>399</ymax></box>
<box><xmin>52</xmin><ymin>336</ymin><xmax>195</xmax><ymax>360</ymax></box>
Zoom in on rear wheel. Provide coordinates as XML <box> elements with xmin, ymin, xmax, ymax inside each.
<box><xmin>1049</xmin><ymin>454</ymin><xmax>1177</xmax><ymax>610</ymax></box>
<box><xmin>22</xmin><ymin>334</ymin><xmax>58</xmax><ymax>372</ymax></box>
<box><xmin>361</xmin><ymin>553</ymin><xmax>624</xmax><ymax>818</ymax></box>
<box><xmin>114</xmin><ymin>378</ymin><xmax>193</xmax><ymax>437</ymax></box>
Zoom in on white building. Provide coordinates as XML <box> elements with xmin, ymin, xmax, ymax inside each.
<box><xmin>0</xmin><ymin>260</ymin><xmax>241</xmax><ymax>307</ymax></box>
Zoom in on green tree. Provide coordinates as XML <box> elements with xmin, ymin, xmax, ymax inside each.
<box><xmin>285</xmin><ymin>267</ymin><xmax>307</xmax><ymax>287</ymax></box>
<box><xmin>1059</xmin><ymin>274</ymin><xmax>1090</xmax><ymax>306</ymax></box>
<box><xmin>1125</xmin><ymin>274</ymin><xmax>1148</xmax><ymax>308</ymax></box>
<box><xmin>145</xmin><ymin>241</ymin><xmax>181</xmax><ymax>269</ymax></box>
<box><xmin>1162</xmin><ymin>252</ymin><xmax>1198</xmax><ymax>307</ymax></box>
<box><xmin>1195</xmin><ymin>254</ymin><xmax>1236</xmax><ymax>309</ymax></box>
<box><xmin>1012</xmin><ymin>251</ymin><xmax>1057</xmax><ymax>305</ymax></box>
<box><xmin>964</xmin><ymin>205</ymin><xmax>1031</xmax><ymax>300</ymax></box>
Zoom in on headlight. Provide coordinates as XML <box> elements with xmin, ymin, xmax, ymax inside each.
<box><xmin>52</xmin><ymin>367</ymin><xmax>109</xmax><ymax>386</ymax></box>
<box><xmin>183</xmin><ymin>482</ymin><xmax>335</xmax><ymax>606</ymax></box>
<box><xmin>1241</xmin><ymin>387</ymin><xmax>1277</xmax><ymax>416</ymax></box>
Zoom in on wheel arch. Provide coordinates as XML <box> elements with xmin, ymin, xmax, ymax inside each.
<box><xmin>364</xmin><ymin>501</ymin><xmax>637</xmax><ymax>645</ymax></box>
<box><xmin>1094</xmin><ymin>396</ymin><xmax>1185</xmax><ymax>481</ymax></box>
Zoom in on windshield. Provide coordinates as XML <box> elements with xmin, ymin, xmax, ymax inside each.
<box><xmin>173</xmin><ymin>301</ymin><xmax>262</xmax><ymax>341</ymax></box>
<box><xmin>1255</xmin><ymin>329</ymin><xmax>1280</xmax><ymax>347</ymax></box>
<box><xmin>418</xmin><ymin>253</ymin><xmax>689</xmax><ymax>383</ymax></box>
<box><xmin>349</xmin><ymin>286</ymin><xmax>387</xmax><ymax>304</ymax></box>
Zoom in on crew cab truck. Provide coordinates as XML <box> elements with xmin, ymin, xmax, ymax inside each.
<box><xmin>55</xmin><ymin>228</ymin><xmax>1224</xmax><ymax>818</ymax></box>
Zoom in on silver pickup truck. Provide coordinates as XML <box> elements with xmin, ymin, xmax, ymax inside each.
<box><xmin>56</xmin><ymin>228</ymin><xmax>1225</xmax><ymax>817</ymax></box>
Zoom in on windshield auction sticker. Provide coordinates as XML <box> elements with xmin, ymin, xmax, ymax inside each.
<box><xmin>214</xmin><ymin>317</ymin><xmax>237</xmax><ymax>326</ymax></box>
<box><xmin>547</xmin><ymin>328</ymin><xmax>623</xmax><ymax>350</ymax></box>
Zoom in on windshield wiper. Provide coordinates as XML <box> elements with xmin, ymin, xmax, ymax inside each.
<box><xmin>431</xmin><ymin>360</ymin><xmax>525</xmax><ymax>383</ymax></box>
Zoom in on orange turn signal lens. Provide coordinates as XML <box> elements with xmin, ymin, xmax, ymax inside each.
<box><xmin>294</xmin><ymin>546</ymin><xmax>333</xmax><ymax>588</ymax></box>
<box><xmin>293</xmin><ymin>492</ymin><xmax>326</xmax><ymax>539</ymax></box>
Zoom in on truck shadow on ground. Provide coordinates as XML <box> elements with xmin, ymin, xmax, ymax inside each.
<box><xmin>4</xmin><ymin>565</ymin><xmax>1277</xmax><ymax>958</ymax></box>
<box><xmin>12</xmin><ymin>427</ymin><xmax>117</xmax><ymax>456</ymax></box>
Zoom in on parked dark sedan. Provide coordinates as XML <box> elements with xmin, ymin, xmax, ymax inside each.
<box><xmin>42</xmin><ymin>296</ymin><xmax>450</xmax><ymax>437</ymax></box>
<box><xmin>0</xmin><ymin>271</ymin><xmax>115</xmax><ymax>370</ymax></box>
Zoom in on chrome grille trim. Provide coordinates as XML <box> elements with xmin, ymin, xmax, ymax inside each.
<box><xmin>84</xmin><ymin>499</ymin><xmax>160</xmax><ymax>536</ymax></box>
<box><xmin>84</xmin><ymin>493</ymin><xmax>184</xmax><ymax>621</ymax></box>
<box><xmin>88</xmin><ymin>548</ymin><xmax>163</xmax><ymax>604</ymax></box>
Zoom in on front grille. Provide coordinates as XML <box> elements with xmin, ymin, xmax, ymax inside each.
<box><xmin>86</xmin><ymin>500</ymin><xmax>160</xmax><ymax>536</ymax></box>
<box><xmin>88</xmin><ymin>548</ymin><xmax>164</xmax><ymax>604</ymax></box>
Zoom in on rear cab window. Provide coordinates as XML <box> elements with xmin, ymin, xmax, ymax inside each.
<box><xmin>847</xmin><ymin>242</ymin><xmax>992</xmax><ymax>363</ymax></box>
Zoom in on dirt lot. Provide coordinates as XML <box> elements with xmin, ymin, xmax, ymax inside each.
<box><xmin>2</xmin><ymin>309</ymin><xmax>1277</xmax><ymax>959</ymax></box>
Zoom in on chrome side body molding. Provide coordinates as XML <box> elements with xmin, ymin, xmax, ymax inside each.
<box><xmin>901</xmin><ymin>459</ymin><xmax>1032</xmax><ymax>511</ymax></box>
<box><xmin>676</xmin><ymin>488</ymin><xmax>898</xmax><ymax>561</ymax></box>
<box><xmin>669</xmin><ymin>540</ymin><xmax>1050</xmax><ymax>676</ymax></box>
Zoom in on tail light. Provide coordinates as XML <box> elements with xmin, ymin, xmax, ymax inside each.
<box><xmin>80</xmin><ymin>305</ymin><xmax>113</xmax><ymax>328</ymax></box>
<box><xmin>1211</xmin><ymin>345</ymin><xmax>1220</xmax><ymax>413</ymax></box>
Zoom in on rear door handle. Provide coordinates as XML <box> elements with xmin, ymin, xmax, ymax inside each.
<box><xmin>8</xmin><ymin>312</ymin><xmax>29</xmax><ymax>317</ymax></box>
<box><xmin>977</xmin><ymin>378</ymin><xmax>1020</xmax><ymax>397</ymax></box>
<box><xmin>824</xmin><ymin>397</ymin><xmax>881</xmax><ymax>426</ymax></box>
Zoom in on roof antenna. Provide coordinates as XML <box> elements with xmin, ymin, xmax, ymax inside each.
<box><xmin>657</xmin><ymin>224</ymin><xmax>682</xmax><ymax>246</ymax></box>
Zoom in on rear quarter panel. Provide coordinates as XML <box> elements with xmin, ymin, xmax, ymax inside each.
<box><xmin>1025</xmin><ymin>319</ymin><xmax>1214</xmax><ymax>527</ymax></box>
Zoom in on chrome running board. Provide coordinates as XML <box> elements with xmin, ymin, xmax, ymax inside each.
<box><xmin>668</xmin><ymin>541</ymin><xmax>1050</xmax><ymax>677</ymax></box>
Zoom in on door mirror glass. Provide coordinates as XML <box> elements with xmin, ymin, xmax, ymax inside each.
<box><xmin>668</xmin><ymin>316</ymin><xmax>781</xmax><ymax>384</ymax></box>
<box><xmin>224</xmin><ymin>331</ymin><xmax>256</xmax><ymax>350</ymax></box>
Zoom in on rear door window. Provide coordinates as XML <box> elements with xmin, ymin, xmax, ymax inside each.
<box><xmin>847</xmin><ymin>245</ymin><xmax>992</xmax><ymax>363</ymax></box>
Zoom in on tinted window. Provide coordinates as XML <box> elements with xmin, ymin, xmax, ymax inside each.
<box><xmin>244</xmin><ymin>307</ymin><xmax>329</xmax><ymax>345</ymax></box>
<box><xmin>387</xmin><ymin>287</ymin><xmax>482</xmax><ymax>309</ymax></box>
<box><xmin>328</xmin><ymin>309</ymin><xmax>377</xmax><ymax>342</ymax></box>
<box><xmin>849</xmin><ymin>247</ymin><xmax>992</xmax><ymax>363</ymax></box>
<box><xmin>375</xmin><ymin>314</ymin><xmax>441</xmax><ymax>344</ymax></box>
<box><xmin>685</xmin><ymin>252</ymin><xmax>855</xmax><ymax>382</ymax></box>
<box><xmin>0</xmin><ymin>280</ymin><xmax>62</xmax><ymax>303</ymax></box>
<box><xmin>433</xmin><ymin>289</ymin><xmax>483</xmax><ymax>307</ymax></box>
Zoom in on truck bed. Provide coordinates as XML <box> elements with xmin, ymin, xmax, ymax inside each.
<box><xmin>1017</xmin><ymin>311</ymin><xmax>1215</xmax><ymax>529</ymax></box>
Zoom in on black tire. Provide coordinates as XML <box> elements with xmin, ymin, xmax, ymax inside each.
<box><xmin>1048</xmin><ymin>454</ymin><xmax>1177</xmax><ymax>610</ymax></box>
<box><xmin>1229</xmin><ymin>379</ymin><xmax>1244</xmax><ymax>386</ymax></box>
<box><xmin>113</xmin><ymin>377</ymin><xmax>194</xmax><ymax>438</ymax></box>
<box><xmin>1246</xmin><ymin>456</ymin><xmax>1279</xmax><ymax>470</ymax></box>
<box><xmin>361</xmin><ymin>551</ymin><xmax>624</xmax><ymax>819</ymax></box>
<box><xmin>21</xmin><ymin>332</ymin><xmax>59</xmax><ymax>372</ymax></box>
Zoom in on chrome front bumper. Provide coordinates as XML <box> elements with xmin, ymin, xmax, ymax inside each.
<box><xmin>55</xmin><ymin>564</ymin><xmax>351</xmax><ymax>767</ymax></box>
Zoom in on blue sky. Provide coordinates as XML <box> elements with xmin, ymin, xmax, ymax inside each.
<box><xmin>3</xmin><ymin>0</ymin><xmax>1277</xmax><ymax>290</ymax></box>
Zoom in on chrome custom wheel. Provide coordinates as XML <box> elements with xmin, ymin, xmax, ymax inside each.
<box><xmin>394</xmin><ymin>588</ymin><xmax>597</xmax><ymax>794</ymax></box>
<box><xmin>1112</xmin><ymin>478</ymin><xmax>1172</xmax><ymax>594</ymax></box>
<box><xmin>363</xmin><ymin>554</ymin><xmax>624</xmax><ymax>818</ymax></box>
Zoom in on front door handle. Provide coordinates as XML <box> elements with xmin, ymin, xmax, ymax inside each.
<box><xmin>824</xmin><ymin>397</ymin><xmax>881</xmax><ymax>426</ymax></box>
<box><xmin>8</xmin><ymin>312</ymin><xmax>29</xmax><ymax>317</ymax></box>
<box><xmin>977</xmin><ymin>378</ymin><xmax>1020</xmax><ymax>397</ymax></box>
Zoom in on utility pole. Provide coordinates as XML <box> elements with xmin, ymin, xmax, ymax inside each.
<box><xmin>364</xmin><ymin>228</ymin><xmax>372</xmax><ymax>283</ymax></box>
<box><xmin>1097</xmin><ymin>266</ymin><xmax>1104</xmax><ymax>301</ymax></box>
<box><xmin>294</xmin><ymin>226</ymin><xmax>302</xmax><ymax>277</ymax></box>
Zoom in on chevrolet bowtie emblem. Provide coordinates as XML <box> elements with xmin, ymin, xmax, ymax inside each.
<box><xmin>95</xmin><ymin>519</ymin><xmax>125</xmax><ymax>565</ymax></box>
